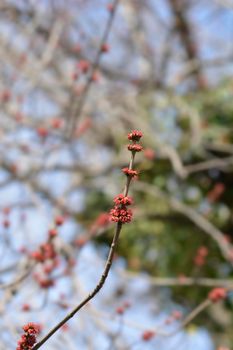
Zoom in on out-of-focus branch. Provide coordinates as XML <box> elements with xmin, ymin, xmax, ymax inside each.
<box><xmin>185</xmin><ymin>155</ymin><xmax>233</xmax><ymax>175</ymax></box>
<box><xmin>66</xmin><ymin>0</ymin><xmax>120</xmax><ymax>138</ymax></box>
<box><xmin>168</xmin><ymin>0</ymin><xmax>204</xmax><ymax>87</ymax></box>
<box><xmin>121</xmin><ymin>271</ymin><xmax>233</xmax><ymax>288</ymax></box>
<box><xmin>0</xmin><ymin>260</ymin><xmax>34</xmax><ymax>290</ymax></box>
<box><xmin>135</xmin><ymin>181</ymin><xmax>233</xmax><ymax>263</ymax></box>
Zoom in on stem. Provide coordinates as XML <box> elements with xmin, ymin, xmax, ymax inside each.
<box><xmin>33</xmin><ymin>222</ymin><xmax>122</xmax><ymax>349</ymax></box>
<box><xmin>33</xmin><ymin>146</ymin><xmax>136</xmax><ymax>349</ymax></box>
<box><xmin>124</xmin><ymin>152</ymin><xmax>135</xmax><ymax>196</ymax></box>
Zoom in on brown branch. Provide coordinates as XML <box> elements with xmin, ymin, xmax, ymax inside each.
<box><xmin>33</xmin><ymin>135</ymin><xmax>137</xmax><ymax>349</ymax></box>
<box><xmin>121</xmin><ymin>271</ymin><xmax>233</xmax><ymax>288</ymax></box>
<box><xmin>0</xmin><ymin>261</ymin><xmax>34</xmax><ymax>290</ymax></box>
<box><xmin>168</xmin><ymin>0</ymin><xmax>204</xmax><ymax>87</ymax></box>
<box><xmin>135</xmin><ymin>182</ymin><xmax>233</xmax><ymax>264</ymax></box>
<box><xmin>33</xmin><ymin>222</ymin><xmax>122</xmax><ymax>350</ymax></box>
<box><xmin>66</xmin><ymin>0</ymin><xmax>120</xmax><ymax>138</ymax></box>
<box><xmin>174</xmin><ymin>299</ymin><xmax>211</xmax><ymax>333</ymax></box>
<box><xmin>185</xmin><ymin>156</ymin><xmax>233</xmax><ymax>174</ymax></box>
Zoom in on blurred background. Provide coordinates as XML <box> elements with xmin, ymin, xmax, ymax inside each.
<box><xmin>1</xmin><ymin>0</ymin><xmax>233</xmax><ymax>349</ymax></box>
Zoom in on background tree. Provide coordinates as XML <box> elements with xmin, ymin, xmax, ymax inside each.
<box><xmin>0</xmin><ymin>0</ymin><xmax>233</xmax><ymax>349</ymax></box>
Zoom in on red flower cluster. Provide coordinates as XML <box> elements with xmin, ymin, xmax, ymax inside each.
<box><xmin>2</xmin><ymin>205</ymin><xmax>11</xmax><ymax>228</ymax></box>
<box><xmin>101</xmin><ymin>43</ymin><xmax>109</xmax><ymax>53</ymax></box>
<box><xmin>94</xmin><ymin>212</ymin><xmax>110</xmax><ymax>227</ymax></box>
<box><xmin>23</xmin><ymin>323</ymin><xmax>41</xmax><ymax>334</ymax></box>
<box><xmin>208</xmin><ymin>288</ymin><xmax>227</xmax><ymax>302</ymax></box>
<box><xmin>107</xmin><ymin>3</ymin><xmax>114</xmax><ymax>12</ymax></box>
<box><xmin>48</xmin><ymin>228</ymin><xmax>58</xmax><ymax>237</ymax></box>
<box><xmin>17</xmin><ymin>323</ymin><xmax>41</xmax><ymax>350</ymax></box>
<box><xmin>89</xmin><ymin>212</ymin><xmax>110</xmax><ymax>236</ymax></box>
<box><xmin>75</xmin><ymin>236</ymin><xmax>87</xmax><ymax>248</ymax></box>
<box><xmin>1</xmin><ymin>89</ymin><xmax>11</xmax><ymax>102</ymax></box>
<box><xmin>142</xmin><ymin>330</ymin><xmax>156</xmax><ymax>341</ymax></box>
<box><xmin>31</xmin><ymin>242</ymin><xmax>56</xmax><ymax>263</ymax></box>
<box><xmin>127</xmin><ymin>144</ymin><xmax>143</xmax><ymax>152</ymax></box>
<box><xmin>144</xmin><ymin>148</ymin><xmax>155</xmax><ymax>160</ymax></box>
<box><xmin>37</xmin><ymin>127</ymin><xmax>49</xmax><ymax>139</ymax></box>
<box><xmin>77</xmin><ymin>59</ymin><xmax>90</xmax><ymax>74</ymax></box>
<box><xmin>75</xmin><ymin>117</ymin><xmax>92</xmax><ymax>137</ymax></box>
<box><xmin>171</xmin><ymin>310</ymin><xmax>182</xmax><ymax>320</ymax></box>
<box><xmin>22</xmin><ymin>304</ymin><xmax>31</xmax><ymax>312</ymax></box>
<box><xmin>110</xmin><ymin>206</ymin><xmax>132</xmax><ymax>224</ymax></box>
<box><xmin>113</xmin><ymin>194</ymin><xmax>133</xmax><ymax>206</ymax></box>
<box><xmin>116</xmin><ymin>301</ymin><xmax>131</xmax><ymax>315</ymax></box>
<box><xmin>36</xmin><ymin>277</ymin><xmax>55</xmax><ymax>289</ymax></box>
<box><xmin>3</xmin><ymin>218</ymin><xmax>10</xmax><ymax>228</ymax></box>
<box><xmin>165</xmin><ymin>310</ymin><xmax>183</xmax><ymax>324</ymax></box>
<box><xmin>55</xmin><ymin>215</ymin><xmax>65</xmax><ymax>226</ymax></box>
<box><xmin>194</xmin><ymin>245</ymin><xmax>209</xmax><ymax>267</ymax></box>
<box><xmin>30</xmin><ymin>221</ymin><xmax>61</xmax><ymax>289</ymax></box>
<box><xmin>122</xmin><ymin>168</ymin><xmax>138</xmax><ymax>178</ymax></box>
<box><xmin>128</xmin><ymin>130</ymin><xmax>143</xmax><ymax>141</ymax></box>
<box><xmin>50</xmin><ymin>118</ymin><xmax>63</xmax><ymax>129</ymax></box>
<box><xmin>115</xmin><ymin>306</ymin><xmax>124</xmax><ymax>315</ymax></box>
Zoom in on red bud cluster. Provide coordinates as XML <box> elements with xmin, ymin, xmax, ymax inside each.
<box><xmin>30</xmin><ymin>220</ymin><xmax>61</xmax><ymax>289</ymax></box>
<box><xmin>127</xmin><ymin>144</ymin><xmax>143</xmax><ymax>152</ymax></box>
<box><xmin>194</xmin><ymin>245</ymin><xmax>209</xmax><ymax>267</ymax></box>
<box><xmin>115</xmin><ymin>301</ymin><xmax>131</xmax><ymax>315</ymax></box>
<box><xmin>31</xmin><ymin>242</ymin><xmax>56</xmax><ymax>263</ymax></box>
<box><xmin>77</xmin><ymin>60</ymin><xmax>90</xmax><ymax>74</ymax></box>
<box><xmin>17</xmin><ymin>323</ymin><xmax>41</xmax><ymax>350</ymax></box>
<box><xmin>208</xmin><ymin>288</ymin><xmax>227</xmax><ymax>302</ymax></box>
<box><xmin>113</xmin><ymin>194</ymin><xmax>133</xmax><ymax>206</ymax></box>
<box><xmin>122</xmin><ymin>168</ymin><xmax>138</xmax><ymax>178</ymax></box>
<box><xmin>110</xmin><ymin>206</ymin><xmax>132</xmax><ymax>223</ymax></box>
<box><xmin>142</xmin><ymin>330</ymin><xmax>156</xmax><ymax>341</ymax></box>
<box><xmin>127</xmin><ymin>130</ymin><xmax>143</xmax><ymax>141</ymax></box>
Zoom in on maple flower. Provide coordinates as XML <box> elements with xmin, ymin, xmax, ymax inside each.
<box><xmin>127</xmin><ymin>144</ymin><xmax>143</xmax><ymax>152</ymax></box>
<box><xmin>208</xmin><ymin>288</ymin><xmax>227</xmax><ymax>302</ymax></box>
<box><xmin>127</xmin><ymin>130</ymin><xmax>143</xmax><ymax>141</ymax></box>
<box><xmin>101</xmin><ymin>43</ymin><xmax>110</xmax><ymax>53</ymax></box>
<box><xmin>113</xmin><ymin>194</ymin><xmax>133</xmax><ymax>206</ymax></box>
<box><xmin>142</xmin><ymin>330</ymin><xmax>156</xmax><ymax>341</ymax></box>
<box><xmin>23</xmin><ymin>323</ymin><xmax>40</xmax><ymax>335</ymax></box>
<box><xmin>122</xmin><ymin>168</ymin><xmax>138</xmax><ymax>178</ymax></box>
<box><xmin>55</xmin><ymin>216</ymin><xmax>65</xmax><ymax>226</ymax></box>
<box><xmin>77</xmin><ymin>59</ymin><xmax>90</xmax><ymax>74</ymax></box>
<box><xmin>17</xmin><ymin>323</ymin><xmax>41</xmax><ymax>350</ymax></box>
<box><xmin>109</xmin><ymin>207</ymin><xmax>132</xmax><ymax>223</ymax></box>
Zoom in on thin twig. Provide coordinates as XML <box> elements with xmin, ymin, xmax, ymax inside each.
<box><xmin>33</xmin><ymin>222</ymin><xmax>122</xmax><ymax>349</ymax></box>
<box><xmin>66</xmin><ymin>0</ymin><xmax>120</xmax><ymax>138</ymax></box>
<box><xmin>33</xmin><ymin>136</ymin><xmax>136</xmax><ymax>349</ymax></box>
<box><xmin>121</xmin><ymin>271</ymin><xmax>233</xmax><ymax>288</ymax></box>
